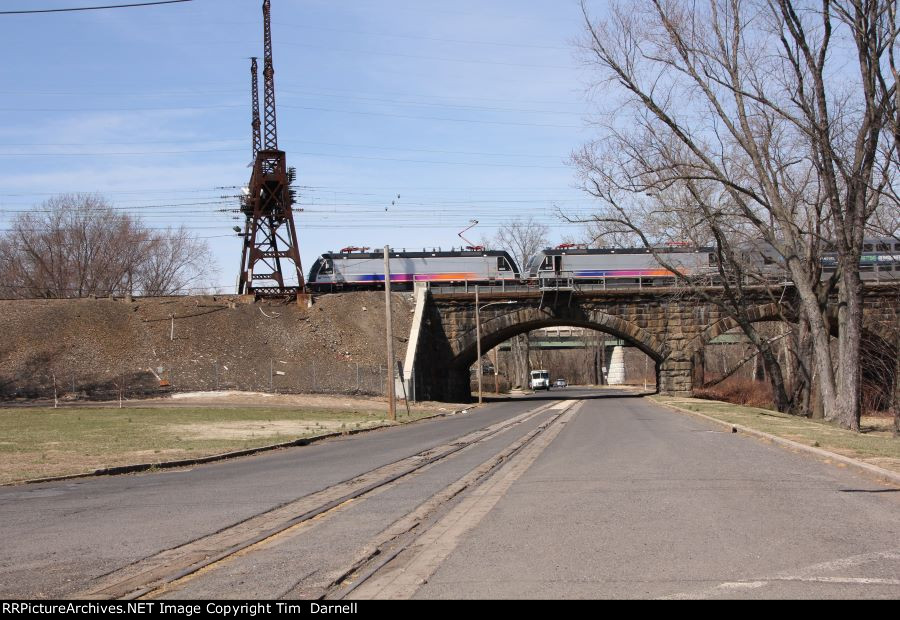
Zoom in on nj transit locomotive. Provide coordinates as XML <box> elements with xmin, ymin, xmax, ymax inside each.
<box><xmin>525</xmin><ymin>244</ymin><xmax>714</xmax><ymax>287</ymax></box>
<box><xmin>306</xmin><ymin>238</ymin><xmax>899</xmax><ymax>291</ymax></box>
<box><xmin>307</xmin><ymin>247</ymin><xmax>520</xmax><ymax>291</ymax></box>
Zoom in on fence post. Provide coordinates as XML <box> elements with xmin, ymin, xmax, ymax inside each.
<box><xmin>270</xmin><ymin>359</ymin><xmax>273</xmax><ymax>393</ymax></box>
<box><xmin>356</xmin><ymin>363</ymin><xmax>360</xmax><ymax>392</ymax></box>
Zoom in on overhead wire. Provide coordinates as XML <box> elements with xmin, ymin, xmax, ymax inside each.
<box><xmin>0</xmin><ymin>1</ymin><xmax>192</xmax><ymax>15</ymax></box>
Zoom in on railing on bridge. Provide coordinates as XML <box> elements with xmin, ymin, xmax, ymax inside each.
<box><xmin>424</xmin><ymin>266</ymin><xmax>898</xmax><ymax>296</ymax></box>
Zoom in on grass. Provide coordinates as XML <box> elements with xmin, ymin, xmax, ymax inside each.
<box><xmin>652</xmin><ymin>395</ymin><xmax>900</xmax><ymax>475</ymax></box>
<box><xmin>0</xmin><ymin>405</ymin><xmax>435</xmax><ymax>484</ymax></box>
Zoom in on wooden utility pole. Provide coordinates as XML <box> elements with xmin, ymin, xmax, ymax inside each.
<box><xmin>384</xmin><ymin>246</ymin><xmax>396</xmax><ymax>421</ymax></box>
<box><xmin>492</xmin><ymin>347</ymin><xmax>499</xmax><ymax>395</ymax></box>
<box><xmin>476</xmin><ymin>285</ymin><xmax>482</xmax><ymax>404</ymax></box>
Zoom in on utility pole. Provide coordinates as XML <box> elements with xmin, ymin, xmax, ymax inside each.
<box><xmin>492</xmin><ymin>347</ymin><xmax>499</xmax><ymax>395</ymax></box>
<box><xmin>476</xmin><ymin>285</ymin><xmax>482</xmax><ymax>404</ymax></box>
<box><xmin>384</xmin><ymin>246</ymin><xmax>396</xmax><ymax>421</ymax></box>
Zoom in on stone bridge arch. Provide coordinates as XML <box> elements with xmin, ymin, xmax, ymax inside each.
<box><xmin>450</xmin><ymin>306</ymin><xmax>666</xmax><ymax>372</ymax></box>
<box><xmin>408</xmin><ymin>284</ymin><xmax>898</xmax><ymax>403</ymax></box>
<box><xmin>682</xmin><ymin>303</ymin><xmax>788</xmax><ymax>358</ymax></box>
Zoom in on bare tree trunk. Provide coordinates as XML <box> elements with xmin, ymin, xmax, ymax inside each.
<box><xmin>789</xmin><ymin>312</ymin><xmax>813</xmax><ymax>417</ymax></box>
<box><xmin>753</xmin><ymin>351</ymin><xmax>765</xmax><ymax>382</ymax></box>
<box><xmin>893</xmin><ymin>326</ymin><xmax>900</xmax><ymax>437</ymax></box>
<box><xmin>693</xmin><ymin>349</ymin><xmax>706</xmax><ymax>387</ymax></box>
<box><xmin>791</xmin><ymin>275</ymin><xmax>839</xmax><ymax>421</ymax></box>
<box><xmin>837</xmin><ymin>265</ymin><xmax>863</xmax><ymax>430</ymax></box>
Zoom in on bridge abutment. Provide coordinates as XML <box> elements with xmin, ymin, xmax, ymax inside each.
<box><xmin>658</xmin><ymin>357</ymin><xmax>693</xmax><ymax>397</ymax></box>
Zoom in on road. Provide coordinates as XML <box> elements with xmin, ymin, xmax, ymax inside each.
<box><xmin>1</xmin><ymin>388</ymin><xmax>897</xmax><ymax>599</ymax></box>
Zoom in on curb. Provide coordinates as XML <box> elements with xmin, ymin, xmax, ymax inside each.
<box><xmin>653</xmin><ymin>398</ymin><xmax>900</xmax><ymax>487</ymax></box>
<box><xmin>12</xmin><ymin>405</ymin><xmax>477</xmax><ymax>487</ymax></box>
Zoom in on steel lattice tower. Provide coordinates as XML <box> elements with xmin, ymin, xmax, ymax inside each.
<box><xmin>250</xmin><ymin>57</ymin><xmax>261</xmax><ymax>159</ymax></box>
<box><xmin>237</xmin><ymin>0</ymin><xmax>304</xmax><ymax>298</ymax></box>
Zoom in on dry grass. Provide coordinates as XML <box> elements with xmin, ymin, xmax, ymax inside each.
<box><xmin>653</xmin><ymin>395</ymin><xmax>900</xmax><ymax>475</ymax></box>
<box><xmin>0</xmin><ymin>403</ymin><xmax>436</xmax><ymax>484</ymax></box>
<box><xmin>693</xmin><ymin>376</ymin><xmax>775</xmax><ymax>410</ymax></box>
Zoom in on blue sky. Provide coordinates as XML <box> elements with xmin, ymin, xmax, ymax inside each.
<box><xmin>0</xmin><ymin>0</ymin><xmax>606</xmax><ymax>291</ymax></box>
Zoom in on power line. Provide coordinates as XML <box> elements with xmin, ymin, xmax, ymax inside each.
<box><xmin>0</xmin><ymin>1</ymin><xmax>192</xmax><ymax>15</ymax></box>
<box><xmin>206</xmin><ymin>19</ymin><xmax>569</xmax><ymax>52</ymax></box>
<box><xmin>273</xmin><ymin>40</ymin><xmax>572</xmax><ymax>71</ymax></box>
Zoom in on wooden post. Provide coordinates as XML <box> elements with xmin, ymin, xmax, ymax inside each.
<box><xmin>384</xmin><ymin>246</ymin><xmax>396</xmax><ymax>421</ymax></box>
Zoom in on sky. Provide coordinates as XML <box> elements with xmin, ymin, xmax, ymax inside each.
<box><xmin>0</xmin><ymin>0</ymin><xmax>608</xmax><ymax>292</ymax></box>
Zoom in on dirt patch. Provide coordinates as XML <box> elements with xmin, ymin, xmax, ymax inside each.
<box><xmin>172</xmin><ymin>419</ymin><xmax>390</xmax><ymax>440</ymax></box>
<box><xmin>152</xmin><ymin>391</ymin><xmax>460</xmax><ymax>412</ymax></box>
<box><xmin>0</xmin><ymin>292</ymin><xmax>416</xmax><ymax>400</ymax></box>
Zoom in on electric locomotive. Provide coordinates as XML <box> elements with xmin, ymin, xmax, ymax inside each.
<box><xmin>307</xmin><ymin>246</ymin><xmax>520</xmax><ymax>291</ymax></box>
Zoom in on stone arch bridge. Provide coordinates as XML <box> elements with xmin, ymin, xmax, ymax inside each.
<box><xmin>406</xmin><ymin>283</ymin><xmax>899</xmax><ymax>402</ymax></box>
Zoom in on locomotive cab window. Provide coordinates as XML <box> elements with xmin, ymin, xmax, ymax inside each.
<box><xmin>540</xmin><ymin>256</ymin><xmax>553</xmax><ymax>270</ymax></box>
<box><xmin>497</xmin><ymin>257</ymin><xmax>511</xmax><ymax>271</ymax></box>
<box><xmin>320</xmin><ymin>259</ymin><xmax>333</xmax><ymax>274</ymax></box>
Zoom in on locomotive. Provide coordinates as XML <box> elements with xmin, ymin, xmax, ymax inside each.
<box><xmin>524</xmin><ymin>244</ymin><xmax>714</xmax><ymax>287</ymax></box>
<box><xmin>307</xmin><ymin>246</ymin><xmax>519</xmax><ymax>291</ymax></box>
<box><xmin>306</xmin><ymin>238</ymin><xmax>899</xmax><ymax>291</ymax></box>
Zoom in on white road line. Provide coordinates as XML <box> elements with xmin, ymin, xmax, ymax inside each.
<box><xmin>662</xmin><ymin>549</ymin><xmax>900</xmax><ymax>599</ymax></box>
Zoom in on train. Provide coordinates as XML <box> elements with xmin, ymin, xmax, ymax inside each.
<box><xmin>306</xmin><ymin>239</ymin><xmax>900</xmax><ymax>291</ymax></box>
<box><xmin>307</xmin><ymin>247</ymin><xmax>519</xmax><ymax>291</ymax></box>
<box><xmin>524</xmin><ymin>244</ymin><xmax>713</xmax><ymax>287</ymax></box>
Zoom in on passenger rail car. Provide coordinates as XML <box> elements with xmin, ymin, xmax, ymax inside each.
<box><xmin>746</xmin><ymin>237</ymin><xmax>900</xmax><ymax>282</ymax></box>
<box><xmin>525</xmin><ymin>246</ymin><xmax>714</xmax><ymax>287</ymax></box>
<box><xmin>823</xmin><ymin>238</ymin><xmax>900</xmax><ymax>281</ymax></box>
<box><xmin>307</xmin><ymin>248</ymin><xmax>519</xmax><ymax>291</ymax></box>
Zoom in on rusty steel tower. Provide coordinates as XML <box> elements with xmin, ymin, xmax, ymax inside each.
<box><xmin>250</xmin><ymin>56</ymin><xmax>261</xmax><ymax>159</ymax></box>
<box><xmin>238</xmin><ymin>0</ymin><xmax>304</xmax><ymax>298</ymax></box>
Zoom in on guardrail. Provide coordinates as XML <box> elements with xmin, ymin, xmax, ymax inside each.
<box><xmin>425</xmin><ymin>268</ymin><xmax>899</xmax><ymax>296</ymax></box>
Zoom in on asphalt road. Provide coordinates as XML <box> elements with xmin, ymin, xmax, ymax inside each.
<box><xmin>1</xmin><ymin>387</ymin><xmax>897</xmax><ymax>599</ymax></box>
<box><xmin>0</xmin><ymin>395</ymin><xmax>547</xmax><ymax>598</ymax></box>
<box><xmin>412</xmin><ymin>391</ymin><xmax>900</xmax><ymax>599</ymax></box>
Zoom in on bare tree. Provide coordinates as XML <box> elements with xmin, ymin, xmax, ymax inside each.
<box><xmin>0</xmin><ymin>194</ymin><xmax>215</xmax><ymax>298</ymax></box>
<box><xmin>493</xmin><ymin>217</ymin><xmax>550</xmax><ymax>274</ymax></box>
<box><xmin>491</xmin><ymin>218</ymin><xmax>551</xmax><ymax>387</ymax></box>
<box><xmin>575</xmin><ymin>0</ymin><xmax>898</xmax><ymax>429</ymax></box>
<box><xmin>137</xmin><ymin>226</ymin><xmax>214</xmax><ymax>296</ymax></box>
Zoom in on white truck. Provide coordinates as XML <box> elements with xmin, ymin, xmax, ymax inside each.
<box><xmin>529</xmin><ymin>369</ymin><xmax>551</xmax><ymax>391</ymax></box>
